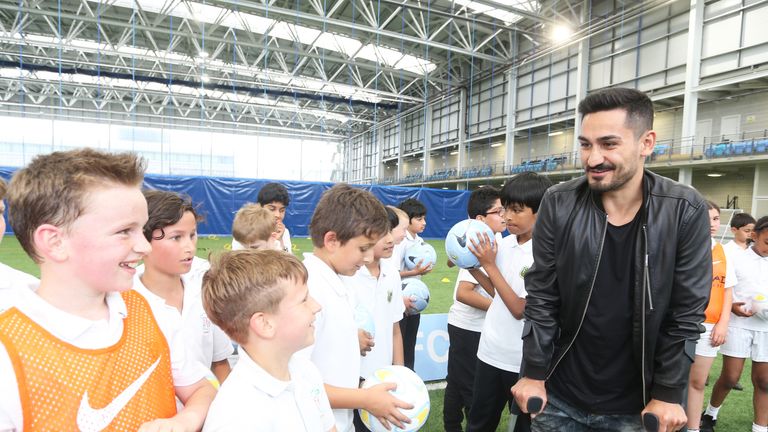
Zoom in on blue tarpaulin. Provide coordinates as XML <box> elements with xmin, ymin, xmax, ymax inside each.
<box><xmin>1</xmin><ymin>167</ymin><xmax>471</xmax><ymax>239</ymax></box>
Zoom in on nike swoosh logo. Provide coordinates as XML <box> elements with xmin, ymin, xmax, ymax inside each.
<box><xmin>76</xmin><ymin>357</ymin><xmax>161</xmax><ymax>432</ymax></box>
<box><xmin>455</xmin><ymin>233</ymin><xmax>467</xmax><ymax>248</ymax></box>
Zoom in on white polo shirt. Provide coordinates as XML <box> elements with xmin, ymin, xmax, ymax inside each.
<box><xmin>476</xmin><ymin>235</ymin><xmax>532</xmax><ymax>373</ymax></box>
<box><xmin>0</xmin><ymin>285</ymin><xmax>207</xmax><ymax>431</ymax></box>
<box><xmin>300</xmin><ymin>253</ymin><xmax>359</xmax><ymax>432</ymax></box>
<box><xmin>723</xmin><ymin>240</ymin><xmax>747</xmax><ymax>261</ymax></box>
<box><xmin>398</xmin><ymin>231</ymin><xmax>423</xmax><ymax>278</ymax></box>
<box><xmin>342</xmin><ymin>260</ymin><xmax>405</xmax><ymax>378</ymax></box>
<box><xmin>0</xmin><ymin>264</ymin><xmax>38</xmax><ymax>311</ymax></box>
<box><xmin>133</xmin><ymin>257</ymin><xmax>233</xmax><ymax>371</ymax></box>
<box><xmin>203</xmin><ymin>350</ymin><xmax>335</xmax><ymax>432</ymax></box>
<box><xmin>447</xmin><ymin>268</ymin><xmax>491</xmax><ymax>332</ymax></box>
<box><xmin>730</xmin><ymin>246</ymin><xmax>768</xmax><ymax>332</ymax></box>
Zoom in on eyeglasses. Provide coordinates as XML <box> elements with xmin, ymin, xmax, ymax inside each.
<box><xmin>484</xmin><ymin>208</ymin><xmax>505</xmax><ymax>217</ymax></box>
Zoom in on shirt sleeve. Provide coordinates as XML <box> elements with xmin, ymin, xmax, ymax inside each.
<box><xmin>456</xmin><ymin>268</ymin><xmax>478</xmax><ymax>285</ymax></box>
<box><xmin>0</xmin><ymin>345</ymin><xmax>21</xmax><ymax>432</ymax></box>
<box><xmin>724</xmin><ymin>247</ymin><xmax>739</xmax><ymax>289</ymax></box>
<box><xmin>306</xmin><ymin>362</ymin><xmax>336</xmax><ymax>431</ymax></box>
<box><xmin>211</xmin><ymin>324</ymin><xmax>235</xmax><ymax>362</ymax></box>
<box><xmin>165</xmin><ymin>312</ymin><xmax>210</xmax><ymax>387</ymax></box>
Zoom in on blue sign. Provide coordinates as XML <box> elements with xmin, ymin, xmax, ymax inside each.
<box><xmin>414</xmin><ymin>313</ymin><xmax>449</xmax><ymax>382</ymax></box>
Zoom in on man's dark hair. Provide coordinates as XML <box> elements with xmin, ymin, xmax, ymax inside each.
<box><xmin>578</xmin><ymin>87</ymin><xmax>654</xmax><ymax>138</ymax></box>
<box><xmin>257</xmin><ymin>183</ymin><xmax>290</xmax><ymax>207</ymax></box>
<box><xmin>501</xmin><ymin>172</ymin><xmax>553</xmax><ymax>214</ymax></box>
<box><xmin>731</xmin><ymin>212</ymin><xmax>756</xmax><ymax>229</ymax></box>
<box><xmin>398</xmin><ymin>198</ymin><xmax>427</xmax><ymax>221</ymax></box>
<box><xmin>467</xmin><ymin>186</ymin><xmax>501</xmax><ymax>219</ymax></box>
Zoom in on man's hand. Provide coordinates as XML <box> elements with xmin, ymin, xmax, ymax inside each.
<box><xmin>641</xmin><ymin>399</ymin><xmax>686</xmax><ymax>432</ymax></box>
<box><xmin>468</xmin><ymin>232</ymin><xmax>498</xmax><ymax>268</ymax></box>
<box><xmin>510</xmin><ymin>377</ymin><xmax>547</xmax><ymax>418</ymax></box>
<box><xmin>363</xmin><ymin>382</ymin><xmax>414</xmax><ymax>430</ymax></box>
<box><xmin>732</xmin><ymin>301</ymin><xmax>755</xmax><ymax>317</ymax></box>
<box><xmin>358</xmin><ymin>329</ymin><xmax>375</xmax><ymax>356</ymax></box>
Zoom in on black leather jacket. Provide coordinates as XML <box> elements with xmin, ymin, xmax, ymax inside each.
<box><xmin>520</xmin><ymin>170</ymin><xmax>711</xmax><ymax>405</ymax></box>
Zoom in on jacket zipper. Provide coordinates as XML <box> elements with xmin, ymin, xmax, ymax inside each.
<box><xmin>546</xmin><ymin>213</ymin><xmax>608</xmax><ymax>380</ymax></box>
<box><xmin>641</xmin><ymin>224</ymin><xmax>652</xmax><ymax>404</ymax></box>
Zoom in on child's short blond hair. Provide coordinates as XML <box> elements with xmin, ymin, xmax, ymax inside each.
<box><xmin>309</xmin><ymin>184</ymin><xmax>389</xmax><ymax>247</ymax></box>
<box><xmin>387</xmin><ymin>205</ymin><xmax>408</xmax><ymax>223</ymax></box>
<box><xmin>0</xmin><ymin>178</ymin><xmax>6</xmax><ymax>201</ymax></box>
<box><xmin>232</xmin><ymin>203</ymin><xmax>276</xmax><ymax>246</ymax></box>
<box><xmin>202</xmin><ymin>249</ymin><xmax>307</xmax><ymax>345</ymax></box>
<box><xmin>8</xmin><ymin>149</ymin><xmax>145</xmax><ymax>262</ymax></box>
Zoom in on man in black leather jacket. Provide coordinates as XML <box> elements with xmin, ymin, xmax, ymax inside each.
<box><xmin>511</xmin><ymin>87</ymin><xmax>711</xmax><ymax>432</ymax></box>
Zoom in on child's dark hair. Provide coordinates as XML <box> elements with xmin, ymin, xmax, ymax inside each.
<box><xmin>143</xmin><ymin>190</ymin><xmax>202</xmax><ymax>241</ymax></box>
<box><xmin>385</xmin><ymin>207</ymin><xmax>398</xmax><ymax>231</ymax></box>
<box><xmin>398</xmin><ymin>198</ymin><xmax>427</xmax><ymax>221</ymax></box>
<box><xmin>467</xmin><ymin>186</ymin><xmax>501</xmax><ymax>219</ymax></box>
<box><xmin>706</xmin><ymin>200</ymin><xmax>720</xmax><ymax>213</ymax></box>
<box><xmin>309</xmin><ymin>184</ymin><xmax>389</xmax><ymax>247</ymax></box>
<box><xmin>257</xmin><ymin>183</ymin><xmax>290</xmax><ymax>207</ymax></box>
<box><xmin>731</xmin><ymin>212</ymin><xmax>756</xmax><ymax>229</ymax></box>
<box><xmin>501</xmin><ymin>172</ymin><xmax>553</xmax><ymax>213</ymax></box>
<box><xmin>754</xmin><ymin>216</ymin><xmax>768</xmax><ymax>235</ymax></box>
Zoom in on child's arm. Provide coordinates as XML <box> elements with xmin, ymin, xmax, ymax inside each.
<box><xmin>711</xmin><ymin>287</ymin><xmax>733</xmax><ymax>347</ymax></box>
<box><xmin>325</xmin><ymin>383</ymin><xmax>413</xmax><ymax>429</ymax></box>
<box><xmin>392</xmin><ymin>323</ymin><xmax>404</xmax><ymax>366</ymax></box>
<box><xmin>469</xmin><ymin>234</ymin><xmax>525</xmax><ymax>319</ymax></box>
<box><xmin>138</xmin><ymin>378</ymin><xmax>216</xmax><ymax>432</ymax></box>
<box><xmin>211</xmin><ymin>359</ymin><xmax>231</xmax><ymax>383</ymax></box>
<box><xmin>456</xmin><ymin>280</ymin><xmax>492</xmax><ymax>311</ymax></box>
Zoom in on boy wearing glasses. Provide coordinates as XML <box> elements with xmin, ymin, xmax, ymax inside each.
<box><xmin>443</xmin><ymin>186</ymin><xmax>507</xmax><ymax>432</ymax></box>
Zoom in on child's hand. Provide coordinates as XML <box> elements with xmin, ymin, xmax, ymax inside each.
<box><xmin>733</xmin><ymin>301</ymin><xmax>755</xmax><ymax>317</ymax></box>
<box><xmin>358</xmin><ymin>329</ymin><xmax>375</xmax><ymax>356</ymax></box>
<box><xmin>275</xmin><ymin>220</ymin><xmax>286</xmax><ymax>236</ymax></box>
<box><xmin>413</xmin><ymin>260</ymin><xmax>432</xmax><ymax>276</ymax></box>
<box><xmin>364</xmin><ymin>382</ymin><xmax>414</xmax><ymax>430</ymax></box>
<box><xmin>468</xmin><ymin>232</ymin><xmax>497</xmax><ymax>268</ymax></box>
<box><xmin>711</xmin><ymin>321</ymin><xmax>728</xmax><ymax>346</ymax></box>
<box><xmin>403</xmin><ymin>295</ymin><xmax>415</xmax><ymax>314</ymax></box>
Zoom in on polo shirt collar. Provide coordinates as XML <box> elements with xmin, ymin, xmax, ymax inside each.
<box><xmin>238</xmin><ymin>347</ymin><xmax>292</xmax><ymax>398</ymax></box>
<box><xmin>303</xmin><ymin>253</ymin><xmax>348</xmax><ymax>298</ymax></box>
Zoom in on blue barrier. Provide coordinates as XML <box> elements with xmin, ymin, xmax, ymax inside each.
<box><xmin>414</xmin><ymin>313</ymin><xmax>449</xmax><ymax>382</ymax></box>
<box><xmin>0</xmin><ymin>167</ymin><xmax>471</xmax><ymax>238</ymax></box>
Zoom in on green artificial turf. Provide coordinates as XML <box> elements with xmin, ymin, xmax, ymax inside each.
<box><xmin>0</xmin><ymin>235</ymin><xmax>758</xmax><ymax>430</ymax></box>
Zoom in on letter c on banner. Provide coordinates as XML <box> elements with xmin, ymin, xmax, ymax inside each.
<box><xmin>427</xmin><ymin>329</ymin><xmax>449</xmax><ymax>363</ymax></box>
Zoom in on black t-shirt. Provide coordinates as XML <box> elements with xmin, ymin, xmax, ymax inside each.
<box><xmin>547</xmin><ymin>212</ymin><xmax>644</xmax><ymax>414</ymax></box>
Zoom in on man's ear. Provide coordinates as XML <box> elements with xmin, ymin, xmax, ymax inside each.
<box><xmin>33</xmin><ymin>224</ymin><xmax>68</xmax><ymax>262</ymax></box>
<box><xmin>639</xmin><ymin>130</ymin><xmax>657</xmax><ymax>158</ymax></box>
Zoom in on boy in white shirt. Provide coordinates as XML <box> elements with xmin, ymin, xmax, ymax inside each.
<box><xmin>201</xmin><ymin>249</ymin><xmax>334</xmax><ymax>431</ymax></box>
<box><xmin>703</xmin><ymin>216</ymin><xmax>768</xmax><ymax>432</ymax></box>
<box><xmin>343</xmin><ymin>206</ymin><xmax>409</xmax><ymax>430</ymax></box>
<box><xmin>722</xmin><ymin>212</ymin><xmax>755</xmax><ymax>259</ymax></box>
<box><xmin>395</xmin><ymin>198</ymin><xmax>433</xmax><ymax>370</ymax></box>
<box><xmin>444</xmin><ymin>186</ymin><xmax>507</xmax><ymax>431</ymax></box>
<box><xmin>231</xmin><ymin>203</ymin><xmax>280</xmax><ymax>251</ymax></box>
<box><xmin>303</xmin><ymin>184</ymin><xmax>412</xmax><ymax>432</ymax></box>
<box><xmin>0</xmin><ymin>178</ymin><xmax>38</xmax><ymax>293</ymax></box>
<box><xmin>135</xmin><ymin>190</ymin><xmax>234</xmax><ymax>384</ymax></box>
<box><xmin>231</xmin><ymin>183</ymin><xmax>293</xmax><ymax>253</ymax></box>
<box><xmin>0</xmin><ymin>149</ymin><xmax>215</xmax><ymax>431</ymax></box>
<box><xmin>466</xmin><ymin>172</ymin><xmax>552</xmax><ymax>432</ymax></box>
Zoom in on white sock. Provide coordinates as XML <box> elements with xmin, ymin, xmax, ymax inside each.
<box><xmin>705</xmin><ymin>403</ymin><xmax>721</xmax><ymax>419</ymax></box>
<box><xmin>752</xmin><ymin>423</ymin><xmax>767</xmax><ymax>432</ymax></box>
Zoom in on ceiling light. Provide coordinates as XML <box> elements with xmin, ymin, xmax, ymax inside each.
<box><xmin>419</xmin><ymin>158</ymin><xmax>424</xmax><ymax>161</ymax></box>
<box><xmin>706</xmin><ymin>171</ymin><xmax>725</xmax><ymax>178</ymax></box>
<box><xmin>199</xmin><ymin>51</ymin><xmax>209</xmax><ymax>58</ymax></box>
<box><xmin>201</xmin><ymin>75</ymin><xmax>211</xmax><ymax>83</ymax></box>
<box><xmin>551</xmin><ymin>25</ymin><xmax>573</xmax><ymax>43</ymax></box>
<box><xmin>548</xmin><ymin>131</ymin><xmax>564</xmax><ymax>137</ymax></box>
<box><xmin>490</xmin><ymin>143</ymin><xmax>503</xmax><ymax>147</ymax></box>
<box><xmin>450</xmin><ymin>151</ymin><xmax>459</xmax><ymax>155</ymax></box>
